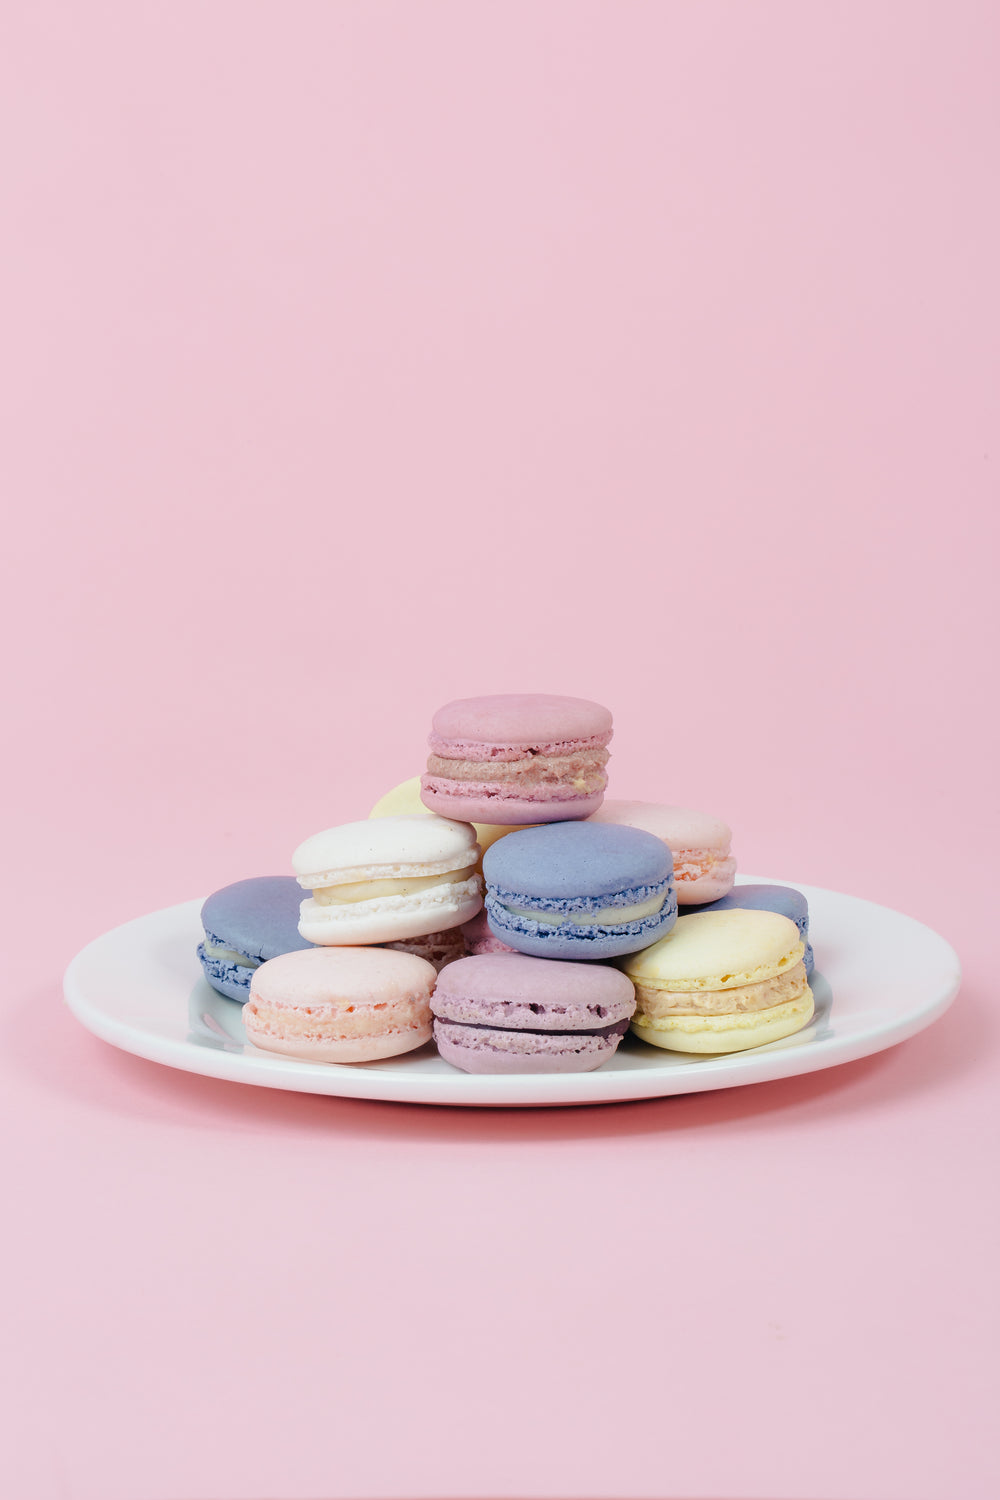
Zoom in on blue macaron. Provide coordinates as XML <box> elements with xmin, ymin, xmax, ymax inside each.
<box><xmin>697</xmin><ymin>883</ymin><xmax>814</xmax><ymax>976</ymax></box>
<box><xmin>198</xmin><ymin>876</ymin><xmax>313</xmax><ymax>1002</ymax></box>
<box><xmin>483</xmin><ymin>822</ymin><xmax>676</xmax><ymax>960</ymax></box>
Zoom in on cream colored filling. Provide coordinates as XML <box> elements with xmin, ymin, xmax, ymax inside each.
<box><xmin>502</xmin><ymin>891</ymin><xmax>666</xmax><ymax>928</ymax></box>
<box><xmin>635</xmin><ymin>961</ymin><xmax>808</xmax><ymax>1017</ymax></box>
<box><xmin>626</xmin><ymin>939</ymin><xmax>804</xmax><ymax>991</ymax></box>
<box><xmin>632</xmin><ymin>986</ymin><xmax>813</xmax><ymax>1034</ymax></box>
<box><xmin>312</xmin><ymin>867</ymin><xmax>477</xmax><ymax>906</ymax></box>
<box><xmin>202</xmin><ymin>937</ymin><xmax>259</xmax><ymax>970</ymax></box>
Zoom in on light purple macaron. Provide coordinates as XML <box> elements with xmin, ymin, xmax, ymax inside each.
<box><xmin>431</xmin><ymin>952</ymin><xmax>636</xmax><ymax>1075</ymax></box>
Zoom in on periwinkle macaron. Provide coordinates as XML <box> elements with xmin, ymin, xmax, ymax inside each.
<box><xmin>483</xmin><ymin>822</ymin><xmax>676</xmax><ymax>960</ymax></box>
<box><xmin>198</xmin><ymin>876</ymin><xmax>313</xmax><ymax>1002</ymax></box>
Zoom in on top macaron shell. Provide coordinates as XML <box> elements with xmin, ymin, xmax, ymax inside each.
<box><xmin>198</xmin><ymin>876</ymin><xmax>313</xmax><ymax>1002</ymax></box>
<box><xmin>588</xmin><ymin>799</ymin><xmax>736</xmax><ymax>903</ymax></box>
<box><xmin>293</xmin><ymin>815</ymin><xmax>482</xmax><ymax>945</ymax></box>
<box><xmin>624</xmin><ymin>908</ymin><xmax>804</xmax><ymax>989</ymax></box>
<box><xmin>420</xmin><ymin>693</ymin><xmax>613</xmax><ymax>825</ymax></box>
<box><xmin>483</xmin><ymin>821</ymin><xmax>677</xmax><ymax>960</ymax></box>
<box><xmin>430</xmin><ymin>694</ymin><xmax>612</xmax><ymax>748</ymax></box>
<box><xmin>432</xmin><ymin>952</ymin><xmax>637</xmax><ymax>1031</ymax></box>
<box><xmin>697</xmin><ymin>884</ymin><xmax>814</xmax><ymax>976</ymax></box>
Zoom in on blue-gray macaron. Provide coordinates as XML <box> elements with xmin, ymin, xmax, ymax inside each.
<box><xmin>696</xmin><ymin>883</ymin><xmax>814</xmax><ymax>976</ymax></box>
<box><xmin>198</xmin><ymin>876</ymin><xmax>313</xmax><ymax>1002</ymax></box>
<box><xmin>483</xmin><ymin>822</ymin><xmax>676</xmax><ymax>960</ymax></box>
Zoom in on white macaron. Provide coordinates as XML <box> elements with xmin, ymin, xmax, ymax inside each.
<box><xmin>293</xmin><ymin>815</ymin><xmax>482</xmax><ymax>945</ymax></box>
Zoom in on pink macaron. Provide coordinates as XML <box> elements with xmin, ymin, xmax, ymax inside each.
<box><xmin>460</xmin><ymin>908</ymin><xmax>517</xmax><ymax>956</ymax></box>
<box><xmin>588</xmin><ymin>800</ymin><xmax>737</xmax><ymax>903</ymax></box>
<box><xmin>380</xmin><ymin>927</ymin><xmax>468</xmax><ymax>972</ymax></box>
<box><xmin>420</xmin><ymin>693</ymin><xmax>613</xmax><ymax>825</ymax></box>
<box><xmin>244</xmin><ymin>947</ymin><xmax>436</xmax><ymax>1063</ymax></box>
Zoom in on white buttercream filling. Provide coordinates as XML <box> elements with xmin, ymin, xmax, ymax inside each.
<box><xmin>302</xmin><ymin>874</ymin><xmax>482</xmax><ymax>924</ymax></box>
<box><xmin>201</xmin><ymin>937</ymin><xmax>259</xmax><ymax>970</ymax></box>
<box><xmin>312</xmin><ymin>867</ymin><xmax>478</xmax><ymax>905</ymax></box>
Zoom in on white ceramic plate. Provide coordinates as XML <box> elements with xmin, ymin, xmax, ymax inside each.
<box><xmin>63</xmin><ymin>877</ymin><xmax>961</xmax><ymax>1109</ymax></box>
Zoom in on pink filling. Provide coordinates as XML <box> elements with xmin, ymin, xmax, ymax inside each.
<box><xmin>673</xmin><ymin>848</ymin><xmax>735</xmax><ymax>882</ymax></box>
<box><xmin>244</xmin><ymin>994</ymin><xmax>430</xmax><ymax>1041</ymax></box>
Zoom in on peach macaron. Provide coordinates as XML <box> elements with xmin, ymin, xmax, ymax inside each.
<box><xmin>588</xmin><ymin>800</ymin><xmax>736</xmax><ymax>904</ymax></box>
<box><xmin>244</xmin><ymin>946</ymin><xmax>436</xmax><ymax>1063</ymax></box>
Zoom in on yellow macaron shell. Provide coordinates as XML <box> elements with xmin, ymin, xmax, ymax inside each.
<box><xmin>631</xmin><ymin>991</ymin><xmax>815</xmax><ymax>1053</ymax></box>
<box><xmin>369</xmin><ymin>777</ymin><xmax>528</xmax><ymax>859</ymax></box>
<box><xmin>623</xmin><ymin>908</ymin><xmax>804</xmax><ymax>990</ymax></box>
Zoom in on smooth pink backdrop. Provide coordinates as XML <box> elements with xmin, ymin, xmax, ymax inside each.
<box><xmin>2</xmin><ymin>3</ymin><xmax>998</xmax><ymax>1498</ymax></box>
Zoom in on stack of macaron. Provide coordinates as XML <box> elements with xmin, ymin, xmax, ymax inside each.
<box><xmin>198</xmin><ymin>693</ymin><xmax>817</xmax><ymax>1073</ymax></box>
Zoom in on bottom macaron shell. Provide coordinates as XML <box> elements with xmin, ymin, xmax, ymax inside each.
<box><xmin>245</xmin><ymin>1016</ymin><xmax>432</xmax><ymax>1064</ymax></box>
<box><xmin>485</xmin><ymin>898</ymin><xmax>677</xmax><ymax>961</ymax></box>
<box><xmin>674</xmin><ymin>859</ymin><xmax>738</xmax><ymax>904</ymax></box>
<box><xmin>198</xmin><ymin>944</ymin><xmax>256</xmax><ymax>1002</ymax></box>
<box><xmin>420</xmin><ymin>785</ymin><xmax>605</xmax><ymax>826</ymax></box>
<box><xmin>298</xmin><ymin>884</ymin><xmax>482</xmax><ymax>946</ymax></box>
<box><xmin>434</xmin><ymin>1017</ymin><xmax>629</xmax><ymax>1075</ymax></box>
<box><xmin>631</xmin><ymin>988</ymin><xmax>815</xmax><ymax>1054</ymax></box>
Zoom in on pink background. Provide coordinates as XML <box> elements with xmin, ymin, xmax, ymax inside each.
<box><xmin>2</xmin><ymin>2</ymin><xmax>998</xmax><ymax>1497</ymax></box>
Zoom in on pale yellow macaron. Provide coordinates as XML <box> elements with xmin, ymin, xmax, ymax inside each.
<box><xmin>622</xmin><ymin>908</ymin><xmax>814</xmax><ymax>1053</ymax></box>
<box><xmin>370</xmin><ymin>777</ymin><xmax>528</xmax><ymax>870</ymax></box>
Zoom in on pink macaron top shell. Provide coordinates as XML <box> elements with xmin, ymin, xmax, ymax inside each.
<box><xmin>432</xmin><ymin>952</ymin><xmax>635</xmax><ymax>1032</ymax></box>
<box><xmin>429</xmin><ymin>694</ymin><xmax>612</xmax><ymax>759</ymax></box>
<box><xmin>250</xmin><ymin>945</ymin><xmax>436</xmax><ymax>1010</ymax></box>
<box><xmin>589</xmin><ymin>800</ymin><xmax>732</xmax><ymax>851</ymax></box>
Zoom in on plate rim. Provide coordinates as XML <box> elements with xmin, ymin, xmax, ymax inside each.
<box><xmin>63</xmin><ymin>876</ymin><xmax>962</xmax><ymax>1109</ymax></box>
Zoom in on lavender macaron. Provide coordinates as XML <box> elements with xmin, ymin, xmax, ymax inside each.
<box><xmin>431</xmin><ymin>952</ymin><xmax>636</xmax><ymax>1074</ymax></box>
